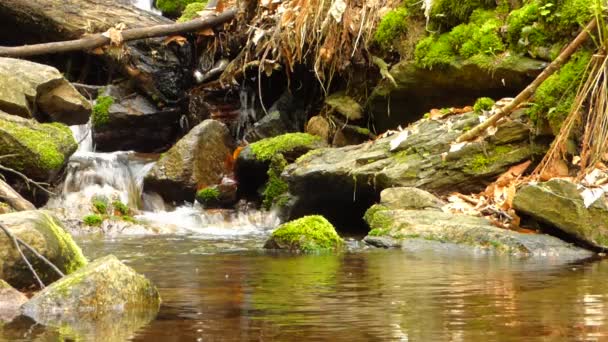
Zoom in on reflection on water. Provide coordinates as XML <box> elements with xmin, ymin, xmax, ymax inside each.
<box><xmin>19</xmin><ymin>237</ymin><xmax>608</xmax><ymax>340</ymax></box>
<box><xmin>3</xmin><ymin>234</ymin><xmax>608</xmax><ymax>341</ymax></box>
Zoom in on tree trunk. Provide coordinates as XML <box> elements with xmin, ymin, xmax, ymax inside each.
<box><xmin>0</xmin><ymin>0</ymin><xmax>194</xmax><ymax>103</ymax></box>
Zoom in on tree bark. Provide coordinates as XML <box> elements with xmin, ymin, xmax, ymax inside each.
<box><xmin>456</xmin><ymin>18</ymin><xmax>597</xmax><ymax>143</ymax></box>
<box><xmin>0</xmin><ymin>0</ymin><xmax>217</xmax><ymax>103</ymax></box>
<box><xmin>0</xmin><ymin>179</ymin><xmax>36</xmax><ymax>211</ymax></box>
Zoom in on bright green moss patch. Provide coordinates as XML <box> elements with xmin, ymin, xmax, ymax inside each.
<box><xmin>92</xmin><ymin>197</ymin><xmax>108</xmax><ymax>215</ymax></box>
<box><xmin>364</xmin><ymin>204</ymin><xmax>394</xmax><ymax>235</ymax></box>
<box><xmin>41</xmin><ymin>212</ymin><xmax>88</xmax><ymax>274</ymax></box>
<box><xmin>92</xmin><ymin>96</ymin><xmax>113</xmax><ymax>128</ymax></box>
<box><xmin>527</xmin><ymin>50</ymin><xmax>591</xmax><ymax>132</ymax></box>
<box><xmin>250</xmin><ymin>133</ymin><xmax>321</xmax><ymax>161</ymax></box>
<box><xmin>195</xmin><ymin>187</ymin><xmax>220</xmax><ymax>204</ymax></box>
<box><xmin>374</xmin><ymin>7</ymin><xmax>409</xmax><ymax>50</ymax></box>
<box><xmin>156</xmin><ymin>0</ymin><xmax>201</xmax><ymax>15</ymax></box>
<box><xmin>83</xmin><ymin>214</ymin><xmax>103</xmax><ymax>227</ymax></box>
<box><xmin>414</xmin><ymin>34</ymin><xmax>455</xmax><ymax>69</ymax></box>
<box><xmin>429</xmin><ymin>0</ymin><xmax>496</xmax><ymax>29</ymax></box>
<box><xmin>177</xmin><ymin>1</ymin><xmax>208</xmax><ymax>22</ymax></box>
<box><xmin>112</xmin><ymin>200</ymin><xmax>129</xmax><ymax>216</ymax></box>
<box><xmin>267</xmin><ymin>215</ymin><xmax>343</xmax><ymax>252</ymax></box>
<box><xmin>473</xmin><ymin>97</ymin><xmax>495</xmax><ymax>112</ymax></box>
<box><xmin>262</xmin><ymin>155</ymin><xmax>289</xmax><ymax>210</ymax></box>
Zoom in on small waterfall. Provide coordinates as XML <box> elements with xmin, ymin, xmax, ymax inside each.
<box><xmin>235</xmin><ymin>87</ymin><xmax>257</xmax><ymax>138</ymax></box>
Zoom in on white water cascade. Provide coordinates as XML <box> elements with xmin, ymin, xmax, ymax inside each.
<box><xmin>46</xmin><ymin>121</ymin><xmax>280</xmax><ymax>236</ymax></box>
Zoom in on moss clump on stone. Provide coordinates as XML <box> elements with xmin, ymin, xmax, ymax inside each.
<box><xmin>112</xmin><ymin>200</ymin><xmax>129</xmax><ymax>216</ymax></box>
<box><xmin>92</xmin><ymin>197</ymin><xmax>108</xmax><ymax>215</ymax></box>
<box><xmin>267</xmin><ymin>215</ymin><xmax>343</xmax><ymax>252</ymax></box>
<box><xmin>473</xmin><ymin>97</ymin><xmax>495</xmax><ymax>112</ymax></box>
<box><xmin>195</xmin><ymin>187</ymin><xmax>220</xmax><ymax>203</ymax></box>
<box><xmin>177</xmin><ymin>1</ymin><xmax>208</xmax><ymax>22</ymax></box>
<box><xmin>249</xmin><ymin>133</ymin><xmax>321</xmax><ymax>161</ymax></box>
<box><xmin>92</xmin><ymin>96</ymin><xmax>113</xmax><ymax>128</ymax></box>
<box><xmin>262</xmin><ymin>155</ymin><xmax>289</xmax><ymax>210</ymax></box>
<box><xmin>41</xmin><ymin>212</ymin><xmax>88</xmax><ymax>274</ymax></box>
<box><xmin>364</xmin><ymin>204</ymin><xmax>394</xmax><ymax>235</ymax></box>
<box><xmin>429</xmin><ymin>0</ymin><xmax>496</xmax><ymax>29</ymax></box>
<box><xmin>156</xmin><ymin>0</ymin><xmax>201</xmax><ymax>15</ymax></box>
<box><xmin>527</xmin><ymin>50</ymin><xmax>591</xmax><ymax>131</ymax></box>
<box><xmin>83</xmin><ymin>214</ymin><xmax>103</xmax><ymax>227</ymax></box>
<box><xmin>414</xmin><ymin>34</ymin><xmax>455</xmax><ymax>69</ymax></box>
<box><xmin>374</xmin><ymin>7</ymin><xmax>409</xmax><ymax>50</ymax></box>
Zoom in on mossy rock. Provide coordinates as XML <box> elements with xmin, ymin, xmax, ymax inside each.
<box><xmin>22</xmin><ymin>255</ymin><xmax>161</xmax><ymax>324</ymax></box>
<box><xmin>0</xmin><ymin>210</ymin><xmax>87</xmax><ymax>289</ymax></box>
<box><xmin>264</xmin><ymin>215</ymin><xmax>343</xmax><ymax>252</ymax></box>
<box><xmin>177</xmin><ymin>1</ymin><xmax>208</xmax><ymax>22</ymax></box>
<box><xmin>0</xmin><ymin>279</ymin><xmax>28</xmax><ymax>322</ymax></box>
<box><xmin>249</xmin><ymin>132</ymin><xmax>324</xmax><ymax>162</ymax></box>
<box><xmin>0</xmin><ymin>111</ymin><xmax>77</xmax><ymax>180</ymax></box>
<box><xmin>156</xmin><ymin>0</ymin><xmax>204</xmax><ymax>16</ymax></box>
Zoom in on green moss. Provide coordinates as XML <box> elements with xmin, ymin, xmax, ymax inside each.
<box><xmin>41</xmin><ymin>212</ymin><xmax>87</xmax><ymax>274</ymax></box>
<box><xmin>374</xmin><ymin>7</ymin><xmax>409</xmax><ymax>50</ymax></box>
<box><xmin>83</xmin><ymin>214</ymin><xmax>103</xmax><ymax>227</ymax></box>
<box><xmin>295</xmin><ymin>148</ymin><xmax>324</xmax><ymax>163</ymax></box>
<box><xmin>364</xmin><ymin>204</ymin><xmax>394</xmax><ymax>234</ymax></box>
<box><xmin>414</xmin><ymin>34</ymin><xmax>456</xmax><ymax>69</ymax></box>
<box><xmin>195</xmin><ymin>187</ymin><xmax>220</xmax><ymax>204</ymax></box>
<box><xmin>111</xmin><ymin>200</ymin><xmax>129</xmax><ymax>216</ymax></box>
<box><xmin>156</xmin><ymin>0</ymin><xmax>202</xmax><ymax>15</ymax></box>
<box><xmin>249</xmin><ymin>133</ymin><xmax>321</xmax><ymax>161</ymax></box>
<box><xmin>506</xmin><ymin>2</ymin><xmax>541</xmax><ymax>46</ymax></box>
<box><xmin>429</xmin><ymin>0</ymin><xmax>495</xmax><ymax>29</ymax></box>
<box><xmin>269</xmin><ymin>215</ymin><xmax>343</xmax><ymax>252</ymax></box>
<box><xmin>119</xmin><ymin>215</ymin><xmax>137</xmax><ymax>224</ymax></box>
<box><xmin>92</xmin><ymin>96</ymin><xmax>113</xmax><ymax>128</ymax></box>
<box><xmin>527</xmin><ymin>50</ymin><xmax>591</xmax><ymax>131</ymax></box>
<box><xmin>262</xmin><ymin>155</ymin><xmax>289</xmax><ymax>210</ymax></box>
<box><xmin>473</xmin><ymin>97</ymin><xmax>495</xmax><ymax>112</ymax></box>
<box><xmin>353</xmin><ymin>126</ymin><xmax>371</xmax><ymax>135</ymax></box>
<box><xmin>92</xmin><ymin>197</ymin><xmax>108</xmax><ymax>215</ymax></box>
<box><xmin>177</xmin><ymin>1</ymin><xmax>208</xmax><ymax>22</ymax></box>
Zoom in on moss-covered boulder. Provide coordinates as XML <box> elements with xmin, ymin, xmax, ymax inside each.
<box><xmin>264</xmin><ymin>215</ymin><xmax>343</xmax><ymax>252</ymax></box>
<box><xmin>144</xmin><ymin>119</ymin><xmax>234</xmax><ymax>202</ymax></box>
<box><xmin>21</xmin><ymin>255</ymin><xmax>160</xmax><ymax>324</ymax></box>
<box><xmin>513</xmin><ymin>179</ymin><xmax>608</xmax><ymax>251</ymax></box>
<box><xmin>235</xmin><ymin>132</ymin><xmax>326</xmax><ymax>198</ymax></box>
<box><xmin>0</xmin><ymin>279</ymin><xmax>28</xmax><ymax>322</ymax></box>
<box><xmin>0</xmin><ymin>57</ymin><xmax>90</xmax><ymax>125</ymax></box>
<box><xmin>0</xmin><ymin>210</ymin><xmax>87</xmax><ymax>289</ymax></box>
<box><xmin>0</xmin><ymin>111</ymin><xmax>77</xmax><ymax>180</ymax></box>
<box><xmin>195</xmin><ymin>176</ymin><xmax>237</xmax><ymax>208</ymax></box>
<box><xmin>156</xmin><ymin>0</ymin><xmax>203</xmax><ymax>17</ymax></box>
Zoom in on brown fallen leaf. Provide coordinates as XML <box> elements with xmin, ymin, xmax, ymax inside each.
<box><xmin>163</xmin><ymin>35</ymin><xmax>188</xmax><ymax>46</ymax></box>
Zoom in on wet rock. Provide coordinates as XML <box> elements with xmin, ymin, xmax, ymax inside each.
<box><xmin>369</xmin><ymin>57</ymin><xmax>547</xmax><ymax>131</ymax></box>
<box><xmin>0</xmin><ymin>280</ymin><xmax>28</xmax><ymax>322</ymax></box>
<box><xmin>513</xmin><ymin>179</ymin><xmax>608</xmax><ymax>251</ymax></box>
<box><xmin>363</xmin><ymin>206</ymin><xmax>591</xmax><ymax>256</ymax></box>
<box><xmin>195</xmin><ymin>176</ymin><xmax>238</xmax><ymax>208</ymax></box>
<box><xmin>21</xmin><ymin>255</ymin><xmax>160</xmax><ymax>324</ymax></box>
<box><xmin>264</xmin><ymin>215</ymin><xmax>343</xmax><ymax>252</ymax></box>
<box><xmin>92</xmin><ymin>83</ymin><xmax>182</xmax><ymax>152</ymax></box>
<box><xmin>0</xmin><ymin>111</ymin><xmax>77</xmax><ymax>180</ymax></box>
<box><xmin>325</xmin><ymin>93</ymin><xmax>363</xmax><ymax>121</ymax></box>
<box><xmin>283</xmin><ymin>112</ymin><xmax>542</xmax><ymax>222</ymax></box>
<box><xmin>379</xmin><ymin>187</ymin><xmax>444</xmax><ymax>211</ymax></box>
<box><xmin>0</xmin><ymin>57</ymin><xmax>90</xmax><ymax>125</ymax></box>
<box><xmin>235</xmin><ymin>133</ymin><xmax>327</xmax><ymax>197</ymax></box>
<box><xmin>144</xmin><ymin>119</ymin><xmax>234</xmax><ymax>203</ymax></box>
<box><xmin>0</xmin><ymin>210</ymin><xmax>87</xmax><ymax>289</ymax></box>
<box><xmin>243</xmin><ymin>90</ymin><xmax>307</xmax><ymax>143</ymax></box>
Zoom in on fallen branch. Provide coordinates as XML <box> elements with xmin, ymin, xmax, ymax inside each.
<box><xmin>0</xmin><ymin>164</ymin><xmax>55</xmax><ymax>197</ymax></box>
<box><xmin>456</xmin><ymin>18</ymin><xmax>597</xmax><ymax>143</ymax></box>
<box><xmin>0</xmin><ymin>178</ymin><xmax>35</xmax><ymax>211</ymax></box>
<box><xmin>0</xmin><ymin>9</ymin><xmax>237</xmax><ymax>58</ymax></box>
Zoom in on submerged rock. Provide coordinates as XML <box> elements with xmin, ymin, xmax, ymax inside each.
<box><xmin>0</xmin><ymin>210</ymin><xmax>87</xmax><ymax>289</ymax></box>
<box><xmin>0</xmin><ymin>280</ymin><xmax>28</xmax><ymax>322</ymax></box>
<box><xmin>92</xmin><ymin>83</ymin><xmax>183</xmax><ymax>152</ymax></box>
<box><xmin>0</xmin><ymin>111</ymin><xmax>77</xmax><ymax>180</ymax></box>
<box><xmin>22</xmin><ymin>255</ymin><xmax>160</xmax><ymax>323</ymax></box>
<box><xmin>0</xmin><ymin>57</ymin><xmax>90</xmax><ymax>125</ymax></box>
<box><xmin>144</xmin><ymin>119</ymin><xmax>234</xmax><ymax>203</ymax></box>
<box><xmin>264</xmin><ymin>215</ymin><xmax>343</xmax><ymax>252</ymax></box>
<box><xmin>513</xmin><ymin>179</ymin><xmax>608</xmax><ymax>251</ymax></box>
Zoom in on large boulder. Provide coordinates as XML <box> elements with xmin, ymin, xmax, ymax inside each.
<box><xmin>369</xmin><ymin>57</ymin><xmax>546</xmax><ymax>131</ymax></box>
<box><xmin>513</xmin><ymin>179</ymin><xmax>608</xmax><ymax>251</ymax></box>
<box><xmin>264</xmin><ymin>215</ymin><xmax>343</xmax><ymax>252</ymax></box>
<box><xmin>0</xmin><ymin>210</ymin><xmax>87</xmax><ymax>289</ymax></box>
<box><xmin>22</xmin><ymin>255</ymin><xmax>160</xmax><ymax>325</ymax></box>
<box><xmin>144</xmin><ymin>119</ymin><xmax>234</xmax><ymax>202</ymax></box>
<box><xmin>282</xmin><ymin>111</ymin><xmax>543</xmax><ymax>224</ymax></box>
<box><xmin>0</xmin><ymin>280</ymin><xmax>27</xmax><ymax>322</ymax></box>
<box><xmin>0</xmin><ymin>57</ymin><xmax>91</xmax><ymax>125</ymax></box>
<box><xmin>0</xmin><ymin>111</ymin><xmax>77</xmax><ymax>180</ymax></box>
<box><xmin>92</xmin><ymin>83</ymin><xmax>183</xmax><ymax>152</ymax></box>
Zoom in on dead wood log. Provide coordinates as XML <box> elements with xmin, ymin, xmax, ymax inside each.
<box><xmin>0</xmin><ymin>0</ymin><xmax>234</xmax><ymax>103</ymax></box>
<box><xmin>0</xmin><ymin>179</ymin><xmax>35</xmax><ymax>211</ymax></box>
<box><xmin>456</xmin><ymin>18</ymin><xmax>597</xmax><ymax>143</ymax></box>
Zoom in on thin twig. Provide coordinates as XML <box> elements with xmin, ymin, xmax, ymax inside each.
<box><xmin>0</xmin><ymin>222</ymin><xmax>45</xmax><ymax>288</ymax></box>
<box><xmin>0</xmin><ymin>164</ymin><xmax>55</xmax><ymax>196</ymax></box>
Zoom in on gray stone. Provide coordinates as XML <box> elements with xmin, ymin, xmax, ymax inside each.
<box><xmin>0</xmin><ymin>280</ymin><xmax>27</xmax><ymax>322</ymax></box>
<box><xmin>380</xmin><ymin>187</ymin><xmax>443</xmax><ymax>211</ymax></box>
<box><xmin>0</xmin><ymin>57</ymin><xmax>90</xmax><ymax>125</ymax></box>
<box><xmin>513</xmin><ymin>179</ymin><xmax>608</xmax><ymax>250</ymax></box>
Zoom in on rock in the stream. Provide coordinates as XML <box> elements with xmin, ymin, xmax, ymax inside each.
<box><xmin>195</xmin><ymin>176</ymin><xmax>238</xmax><ymax>208</ymax></box>
<box><xmin>513</xmin><ymin>179</ymin><xmax>608</xmax><ymax>251</ymax></box>
<box><xmin>0</xmin><ymin>111</ymin><xmax>77</xmax><ymax>180</ymax></box>
<box><xmin>0</xmin><ymin>57</ymin><xmax>90</xmax><ymax>125</ymax></box>
<box><xmin>0</xmin><ymin>280</ymin><xmax>28</xmax><ymax>322</ymax></box>
<box><xmin>144</xmin><ymin>119</ymin><xmax>235</xmax><ymax>203</ymax></box>
<box><xmin>264</xmin><ymin>215</ymin><xmax>343</xmax><ymax>252</ymax></box>
<box><xmin>92</xmin><ymin>83</ymin><xmax>183</xmax><ymax>152</ymax></box>
<box><xmin>21</xmin><ymin>255</ymin><xmax>160</xmax><ymax>325</ymax></box>
<box><xmin>282</xmin><ymin>112</ymin><xmax>542</xmax><ymax>221</ymax></box>
<box><xmin>380</xmin><ymin>187</ymin><xmax>444</xmax><ymax>211</ymax></box>
<box><xmin>0</xmin><ymin>210</ymin><xmax>87</xmax><ymax>289</ymax></box>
